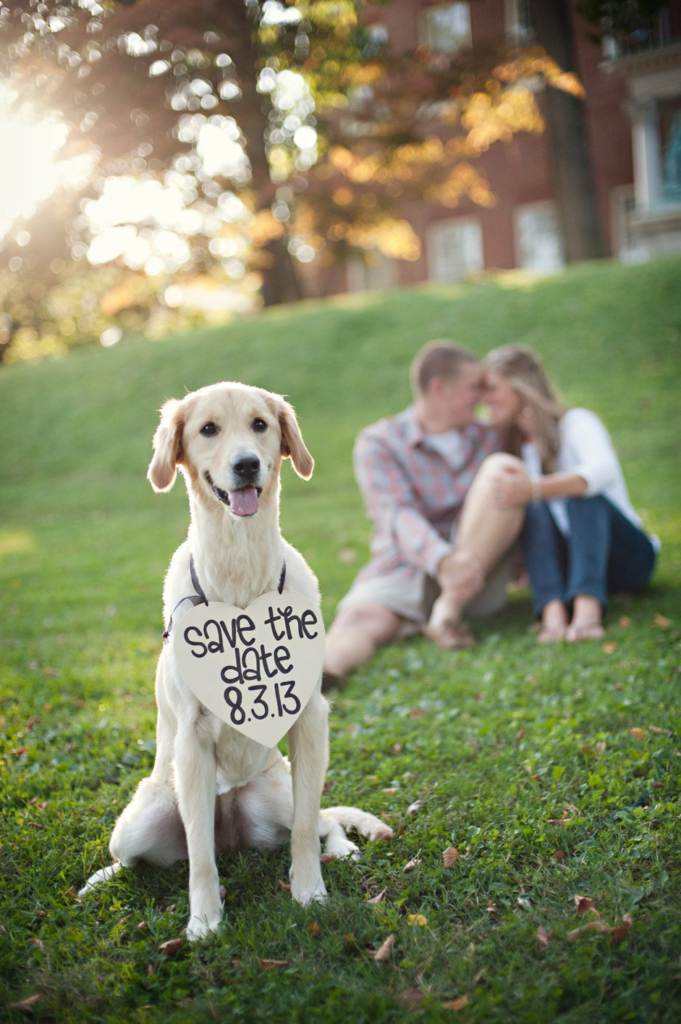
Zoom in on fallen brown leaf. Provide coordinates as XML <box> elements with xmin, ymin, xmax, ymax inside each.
<box><xmin>322</xmin><ymin>780</ymin><xmax>335</xmax><ymax>794</ymax></box>
<box><xmin>442</xmin><ymin>846</ymin><xmax>460</xmax><ymax>867</ymax></box>
<box><xmin>408</xmin><ymin>708</ymin><xmax>426</xmax><ymax>717</ymax></box>
<box><xmin>653</xmin><ymin>613</ymin><xmax>672</xmax><ymax>628</ymax></box>
<box><xmin>366</xmin><ymin>889</ymin><xmax>386</xmax><ymax>905</ymax></box>
<box><xmin>548</xmin><ymin>818</ymin><xmax>571</xmax><ymax>826</ymax></box>
<box><xmin>486</xmin><ymin>902</ymin><xmax>497</xmax><ymax>913</ymax></box>
<box><xmin>277</xmin><ymin>879</ymin><xmax>291</xmax><ymax>893</ymax></box>
<box><xmin>443</xmin><ymin>995</ymin><xmax>469</xmax><ymax>1011</ymax></box>
<box><xmin>403</xmin><ymin>857</ymin><xmax>422</xmax><ymax>874</ymax></box>
<box><xmin>308</xmin><ymin>922</ymin><xmax>320</xmax><ymax>937</ymax></box>
<box><xmin>383</xmin><ymin>788</ymin><xmax>398</xmax><ymax>796</ymax></box>
<box><xmin>552</xmin><ymin>851</ymin><xmax>566</xmax><ymax>860</ymax></box>
<box><xmin>567</xmin><ymin>921</ymin><xmax>610</xmax><ymax>943</ymax></box>
<box><xmin>28</xmin><ymin>937</ymin><xmax>44</xmax><ymax>948</ymax></box>
<box><xmin>397</xmin><ymin>988</ymin><xmax>426</xmax><ymax>1007</ymax></box>
<box><xmin>259</xmin><ymin>959</ymin><xmax>291</xmax><ymax>971</ymax></box>
<box><xmin>159</xmin><ymin>938</ymin><xmax>183</xmax><ymax>956</ymax></box>
<box><xmin>564</xmin><ymin>803</ymin><xmax>581</xmax><ymax>815</ymax></box>
<box><xmin>516</xmin><ymin>728</ymin><xmax>525</xmax><ymax>741</ymax></box>
<box><xmin>594</xmin><ymin>741</ymin><xmax>606</xmax><ymax>755</ymax></box>
<box><xmin>618</xmin><ymin>616</ymin><xmax>632</xmax><ymax>628</ymax></box>
<box><xmin>574</xmin><ymin>895</ymin><xmax>598</xmax><ymax>915</ymax></box>
<box><xmin>367</xmin><ymin>933</ymin><xmax>395</xmax><ymax>963</ymax></box>
<box><xmin>649</xmin><ymin>725</ymin><xmax>673</xmax><ymax>736</ymax></box>
<box><xmin>602</xmin><ymin>642</ymin><xmax>618</xmax><ymax>654</ymax></box>
<box><xmin>609</xmin><ymin>913</ymin><xmax>633</xmax><ymax>944</ymax></box>
<box><xmin>629</xmin><ymin>728</ymin><xmax>646</xmax><ymax>739</ymax></box>
<box><xmin>320</xmin><ymin>853</ymin><xmax>337</xmax><ymax>864</ymax></box>
<box><xmin>536</xmin><ymin>926</ymin><xmax>552</xmax><ymax>948</ymax></box>
<box><xmin>10</xmin><ymin>994</ymin><xmax>42</xmax><ymax>1010</ymax></box>
<box><xmin>392</xmin><ymin>743</ymin><xmax>402</xmax><ymax>754</ymax></box>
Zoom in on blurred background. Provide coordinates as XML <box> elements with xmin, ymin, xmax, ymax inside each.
<box><xmin>1</xmin><ymin>0</ymin><xmax>680</xmax><ymax>365</ymax></box>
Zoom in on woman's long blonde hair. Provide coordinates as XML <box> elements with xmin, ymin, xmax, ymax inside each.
<box><xmin>484</xmin><ymin>345</ymin><xmax>566</xmax><ymax>472</ymax></box>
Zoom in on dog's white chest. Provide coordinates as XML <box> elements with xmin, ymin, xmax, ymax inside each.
<box><xmin>214</xmin><ymin>725</ymin><xmax>273</xmax><ymax>792</ymax></box>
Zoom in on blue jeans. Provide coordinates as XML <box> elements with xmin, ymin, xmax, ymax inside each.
<box><xmin>521</xmin><ymin>496</ymin><xmax>657</xmax><ymax>616</ymax></box>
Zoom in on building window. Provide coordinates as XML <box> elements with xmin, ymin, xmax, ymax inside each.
<box><xmin>347</xmin><ymin>251</ymin><xmax>397</xmax><ymax>292</ymax></box>
<box><xmin>515</xmin><ymin>202</ymin><xmax>565</xmax><ymax>273</ymax></box>
<box><xmin>418</xmin><ymin>3</ymin><xmax>472</xmax><ymax>54</ymax></box>
<box><xmin>505</xmin><ymin>0</ymin><xmax>533</xmax><ymax>42</ymax></box>
<box><xmin>428</xmin><ymin>218</ymin><xmax>484</xmax><ymax>282</ymax></box>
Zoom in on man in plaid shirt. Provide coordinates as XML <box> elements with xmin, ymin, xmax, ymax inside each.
<box><xmin>323</xmin><ymin>341</ymin><xmax>526</xmax><ymax>688</ymax></box>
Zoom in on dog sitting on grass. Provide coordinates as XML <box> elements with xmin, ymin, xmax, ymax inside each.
<box><xmin>81</xmin><ymin>382</ymin><xmax>391</xmax><ymax>940</ymax></box>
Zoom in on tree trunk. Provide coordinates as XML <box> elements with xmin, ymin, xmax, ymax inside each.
<box><xmin>233</xmin><ymin>2</ymin><xmax>304</xmax><ymax>306</ymax></box>
<box><xmin>529</xmin><ymin>0</ymin><xmax>606</xmax><ymax>262</ymax></box>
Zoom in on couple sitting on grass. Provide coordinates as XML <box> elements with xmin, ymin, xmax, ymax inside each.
<box><xmin>323</xmin><ymin>340</ymin><xmax>658</xmax><ymax>690</ymax></box>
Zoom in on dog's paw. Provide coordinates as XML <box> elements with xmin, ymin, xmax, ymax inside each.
<box><xmin>290</xmin><ymin>872</ymin><xmax>327</xmax><ymax>907</ymax></box>
<box><xmin>324</xmin><ymin>835</ymin><xmax>361</xmax><ymax>862</ymax></box>
<box><xmin>186</xmin><ymin>908</ymin><xmax>223</xmax><ymax>942</ymax></box>
<box><xmin>367</xmin><ymin>822</ymin><xmax>394</xmax><ymax>842</ymax></box>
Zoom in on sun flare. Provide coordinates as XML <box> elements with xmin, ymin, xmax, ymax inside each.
<box><xmin>0</xmin><ymin>116</ymin><xmax>68</xmax><ymax>239</ymax></box>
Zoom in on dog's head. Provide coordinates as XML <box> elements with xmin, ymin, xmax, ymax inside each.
<box><xmin>147</xmin><ymin>382</ymin><xmax>313</xmax><ymax>517</ymax></box>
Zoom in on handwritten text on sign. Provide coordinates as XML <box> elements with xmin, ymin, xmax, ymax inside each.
<box><xmin>172</xmin><ymin>591</ymin><xmax>326</xmax><ymax>747</ymax></box>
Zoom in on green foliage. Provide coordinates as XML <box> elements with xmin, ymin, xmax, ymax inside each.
<box><xmin>1</xmin><ymin>257</ymin><xmax>680</xmax><ymax>1021</ymax></box>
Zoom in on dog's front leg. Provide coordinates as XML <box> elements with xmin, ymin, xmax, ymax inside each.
<box><xmin>287</xmin><ymin>690</ymin><xmax>329</xmax><ymax>905</ymax></box>
<box><xmin>174</xmin><ymin>720</ymin><xmax>222</xmax><ymax>941</ymax></box>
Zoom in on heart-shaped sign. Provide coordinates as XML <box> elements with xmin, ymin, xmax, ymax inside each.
<box><xmin>172</xmin><ymin>591</ymin><xmax>325</xmax><ymax>747</ymax></box>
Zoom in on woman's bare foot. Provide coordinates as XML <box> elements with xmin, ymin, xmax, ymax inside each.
<box><xmin>566</xmin><ymin>595</ymin><xmax>604</xmax><ymax>642</ymax></box>
<box><xmin>537</xmin><ymin>599</ymin><xmax>569</xmax><ymax>644</ymax></box>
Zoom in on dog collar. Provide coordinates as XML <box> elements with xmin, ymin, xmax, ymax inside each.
<box><xmin>163</xmin><ymin>556</ymin><xmax>287</xmax><ymax>641</ymax></box>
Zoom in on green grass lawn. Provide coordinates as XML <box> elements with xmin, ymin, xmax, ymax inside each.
<box><xmin>1</xmin><ymin>257</ymin><xmax>680</xmax><ymax>1022</ymax></box>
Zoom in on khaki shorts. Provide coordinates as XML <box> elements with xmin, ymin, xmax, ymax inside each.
<box><xmin>337</xmin><ymin>552</ymin><xmax>516</xmax><ymax>637</ymax></box>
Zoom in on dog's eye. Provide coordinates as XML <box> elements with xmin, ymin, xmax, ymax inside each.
<box><xmin>252</xmin><ymin>418</ymin><xmax>268</xmax><ymax>433</ymax></box>
<box><xmin>200</xmin><ymin>422</ymin><xmax>219</xmax><ymax>437</ymax></box>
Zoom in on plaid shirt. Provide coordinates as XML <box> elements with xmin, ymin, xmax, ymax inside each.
<box><xmin>354</xmin><ymin>406</ymin><xmax>499</xmax><ymax>581</ymax></box>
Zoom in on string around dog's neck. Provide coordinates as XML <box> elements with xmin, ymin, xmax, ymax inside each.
<box><xmin>162</xmin><ymin>555</ymin><xmax>287</xmax><ymax>641</ymax></box>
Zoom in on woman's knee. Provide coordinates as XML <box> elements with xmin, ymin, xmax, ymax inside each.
<box><xmin>479</xmin><ymin>452</ymin><xmax>525</xmax><ymax>477</ymax></box>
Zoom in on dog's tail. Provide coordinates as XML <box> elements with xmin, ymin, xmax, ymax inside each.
<box><xmin>321</xmin><ymin>806</ymin><xmax>393</xmax><ymax>842</ymax></box>
<box><xmin>78</xmin><ymin>861</ymin><xmax>122</xmax><ymax>897</ymax></box>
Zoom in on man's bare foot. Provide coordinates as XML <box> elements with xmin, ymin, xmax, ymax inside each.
<box><xmin>566</xmin><ymin>595</ymin><xmax>604</xmax><ymax>642</ymax></box>
<box><xmin>537</xmin><ymin>599</ymin><xmax>569</xmax><ymax>644</ymax></box>
<box><xmin>423</xmin><ymin>619</ymin><xmax>475</xmax><ymax>651</ymax></box>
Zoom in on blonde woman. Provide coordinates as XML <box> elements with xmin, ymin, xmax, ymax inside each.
<box><xmin>482</xmin><ymin>345</ymin><xmax>658</xmax><ymax>642</ymax></box>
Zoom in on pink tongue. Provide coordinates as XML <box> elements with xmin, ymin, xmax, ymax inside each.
<box><xmin>228</xmin><ymin>486</ymin><xmax>260</xmax><ymax>516</ymax></box>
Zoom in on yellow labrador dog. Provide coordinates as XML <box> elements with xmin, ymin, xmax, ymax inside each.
<box><xmin>81</xmin><ymin>382</ymin><xmax>391</xmax><ymax>940</ymax></box>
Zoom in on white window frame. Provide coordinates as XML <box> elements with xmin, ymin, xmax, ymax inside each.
<box><xmin>427</xmin><ymin>217</ymin><xmax>484</xmax><ymax>283</ymax></box>
<box><xmin>417</xmin><ymin>3</ymin><xmax>472</xmax><ymax>55</ymax></box>
<box><xmin>514</xmin><ymin>200</ymin><xmax>565</xmax><ymax>274</ymax></box>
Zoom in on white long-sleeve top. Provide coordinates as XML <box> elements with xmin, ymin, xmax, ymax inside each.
<box><xmin>521</xmin><ymin>408</ymin><xmax>659</xmax><ymax>549</ymax></box>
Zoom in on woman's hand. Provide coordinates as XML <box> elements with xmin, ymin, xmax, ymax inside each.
<box><xmin>489</xmin><ymin>462</ymin><xmax>533</xmax><ymax>509</ymax></box>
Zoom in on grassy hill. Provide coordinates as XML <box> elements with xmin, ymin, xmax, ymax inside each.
<box><xmin>1</xmin><ymin>257</ymin><xmax>680</xmax><ymax>1021</ymax></box>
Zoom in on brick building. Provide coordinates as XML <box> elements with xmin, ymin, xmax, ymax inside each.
<box><xmin>316</xmin><ymin>0</ymin><xmax>681</xmax><ymax>295</ymax></box>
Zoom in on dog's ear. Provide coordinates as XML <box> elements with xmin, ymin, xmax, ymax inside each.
<box><xmin>147</xmin><ymin>398</ymin><xmax>184</xmax><ymax>492</ymax></box>
<box><xmin>278</xmin><ymin>399</ymin><xmax>314</xmax><ymax>480</ymax></box>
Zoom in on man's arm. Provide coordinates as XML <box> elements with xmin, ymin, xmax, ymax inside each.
<box><xmin>354</xmin><ymin>433</ymin><xmax>452</xmax><ymax>577</ymax></box>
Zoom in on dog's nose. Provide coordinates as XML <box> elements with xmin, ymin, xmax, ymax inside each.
<box><xmin>233</xmin><ymin>454</ymin><xmax>261</xmax><ymax>480</ymax></box>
